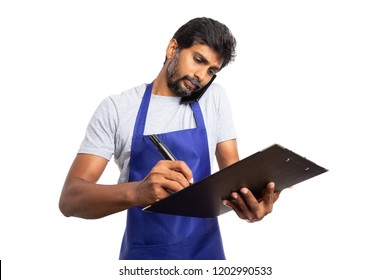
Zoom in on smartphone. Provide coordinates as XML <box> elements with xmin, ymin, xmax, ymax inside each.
<box><xmin>180</xmin><ymin>75</ymin><xmax>216</xmax><ymax>104</ymax></box>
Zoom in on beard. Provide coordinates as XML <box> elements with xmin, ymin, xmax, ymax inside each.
<box><xmin>166</xmin><ymin>51</ymin><xmax>201</xmax><ymax>97</ymax></box>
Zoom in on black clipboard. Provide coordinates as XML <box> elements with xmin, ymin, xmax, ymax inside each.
<box><xmin>143</xmin><ymin>144</ymin><xmax>328</xmax><ymax>218</ymax></box>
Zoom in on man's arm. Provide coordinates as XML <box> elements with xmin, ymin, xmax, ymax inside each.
<box><xmin>215</xmin><ymin>139</ymin><xmax>239</xmax><ymax>169</ymax></box>
<box><xmin>59</xmin><ymin>154</ymin><xmax>193</xmax><ymax>219</ymax></box>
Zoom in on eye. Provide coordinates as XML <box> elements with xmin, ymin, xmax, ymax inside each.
<box><xmin>194</xmin><ymin>56</ymin><xmax>203</xmax><ymax>64</ymax></box>
<box><xmin>208</xmin><ymin>69</ymin><xmax>216</xmax><ymax>76</ymax></box>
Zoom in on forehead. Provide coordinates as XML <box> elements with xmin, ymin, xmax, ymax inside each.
<box><xmin>184</xmin><ymin>43</ymin><xmax>223</xmax><ymax>68</ymax></box>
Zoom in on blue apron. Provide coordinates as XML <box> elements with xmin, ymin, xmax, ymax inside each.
<box><xmin>119</xmin><ymin>82</ymin><xmax>225</xmax><ymax>260</ymax></box>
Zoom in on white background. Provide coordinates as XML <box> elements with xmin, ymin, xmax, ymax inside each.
<box><xmin>1</xmin><ymin>0</ymin><xmax>389</xmax><ymax>279</ymax></box>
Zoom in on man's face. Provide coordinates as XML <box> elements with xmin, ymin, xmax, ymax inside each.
<box><xmin>166</xmin><ymin>44</ymin><xmax>223</xmax><ymax>97</ymax></box>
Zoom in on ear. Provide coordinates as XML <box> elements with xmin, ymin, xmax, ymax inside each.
<box><xmin>166</xmin><ymin>39</ymin><xmax>179</xmax><ymax>60</ymax></box>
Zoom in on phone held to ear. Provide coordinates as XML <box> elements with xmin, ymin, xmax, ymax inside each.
<box><xmin>180</xmin><ymin>75</ymin><xmax>216</xmax><ymax>104</ymax></box>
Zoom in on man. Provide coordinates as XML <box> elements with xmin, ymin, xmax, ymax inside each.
<box><xmin>59</xmin><ymin>17</ymin><xmax>279</xmax><ymax>260</ymax></box>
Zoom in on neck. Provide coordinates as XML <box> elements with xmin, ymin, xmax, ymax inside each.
<box><xmin>151</xmin><ymin>68</ymin><xmax>176</xmax><ymax>96</ymax></box>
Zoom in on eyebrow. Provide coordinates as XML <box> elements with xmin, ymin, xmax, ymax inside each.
<box><xmin>195</xmin><ymin>51</ymin><xmax>221</xmax><ymax>73</ymax></box>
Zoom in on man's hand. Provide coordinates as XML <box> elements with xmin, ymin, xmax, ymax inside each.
<box><xmin>132</xmin><ymin>160</ymin><xmax>193</xmax><ymax>206</ymax></box>
<box><xmin>223</xmin><ymin>182</ymin><xmax>280</xmax><ymax>222</ymax></box>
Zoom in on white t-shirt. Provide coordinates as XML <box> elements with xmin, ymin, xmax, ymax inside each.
<box><xmin>78</xmin><ymin>83</ymin><xmax>237</xmax><ymax>183</ymax></box>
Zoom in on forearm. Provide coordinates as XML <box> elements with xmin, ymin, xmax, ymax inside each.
<box><xmin>59</xmin><ymin>178</ymin><xmax>138</xmax><ymax>219</ymax></box>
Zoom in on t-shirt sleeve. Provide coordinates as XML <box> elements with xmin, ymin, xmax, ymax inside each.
<box><xmin>78</xmin><ymin>97</ymin><xmax>117</xmax><ymax>160</ymax></box>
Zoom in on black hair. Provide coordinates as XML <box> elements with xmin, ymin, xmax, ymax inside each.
<box><xmin>172</xmin><ymin>17</ymin><xmax>237</xmax><ymax>69</ymax></box>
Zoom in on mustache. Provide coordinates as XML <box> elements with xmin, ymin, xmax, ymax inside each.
<box><xmin>183</xmin><ymin>76</ymin><xmax>201</xmax><ymax>90</ymax></box>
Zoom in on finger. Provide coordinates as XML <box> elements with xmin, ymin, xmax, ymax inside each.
<box><xmin>160</xmin><ymin>174</ymin><xmax>188</xmax><ymax>193</ymax></box>
<box><xmin>162</xmin><ymin>160</ymin><xmax>194</xmax><ymax>185</ymax></box>
<box><xmin>231</xmin><ymin>191</ymin><xmax>256</xmax><ymax>219</ymax></box>
<box><xmin>242</xmin><ymin>183</ymin><xmax>277</xmax><ymax>221</ymax></box>
<box><xmin>240</xmin><ymin>188</ymin><xmax>259</xmax><ymax>207</ymax></box>
<box><xmin>222</xmin><ymin>196</ymin><xmax>246</xmax><ymax>220</ymax></box>
<box><xmin>135</xmin><ymin>179</ymin><xmax>173</xmax><ymax>206</ymax></box>
<box><xmin>239</xmin><ymin>188</ymin><xmax>264</xmax><ymax>221</ymax></box>
<box><xmin>262</xmin><ymin>182</ymin><xmax>276</xmax><ymax>213</ymax></box>
<box><xmin>256</xmin><ymin>182</ymin><xmax>278</xmax><ymax>203</ymax></box>
<box><xmin>151</xmin><ymin>187</ymin><xmax>172</xmax><ymax>203</ymax></box>
<box><xmin>273</xmin><ymin>191</ymin><xmax>281</xmax><ymax>202</ymax></box>
<box><xmin>259</xmin><ymin>185</ymin><xmax>281</xmax><ymax>204</ymax></box>
<box><xmin>152</xmin><ymin>160</ymin><xmax>192</xmax><ymax>189</ymax></box>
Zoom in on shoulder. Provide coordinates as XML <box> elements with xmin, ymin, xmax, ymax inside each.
<box><xmin>90</xmin><ymin>83</ymin><xmax>147</xmax><ymax>122</ymax></box>
<box><xmin>206</xmin><ymin>82</ymin><xmax>227</xmax><ymax>96</ymax></box>
<box><xmin>200</xmin><ymin>82</ymin><xmax>227</xmax><ymax>102</ymax></box>
<box><xmin>199</xmin><ymin>82</ymin><xmax>230</xmax><ymax>109</ymax></box>
<box><xmin>106</xmin><ymin>83</ymin><xmax>147</xmax><ymax>109</ymax></box>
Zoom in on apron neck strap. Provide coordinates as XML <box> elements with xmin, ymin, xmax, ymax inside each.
<box><xmin>190</xmin><ymin>101</ymin><xmax>206</xmax><ymax>130</ymax></box>
<box><xmin>133</xmin><ymin>82</ymin><xmax>153</xmax><ymax>136</ymax></box>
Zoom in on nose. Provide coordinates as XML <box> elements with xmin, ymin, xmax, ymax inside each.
<box><xmin>194</xmin><ymin>67</ymin><xmax>208</xmax><ymax>84</ymax></box>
